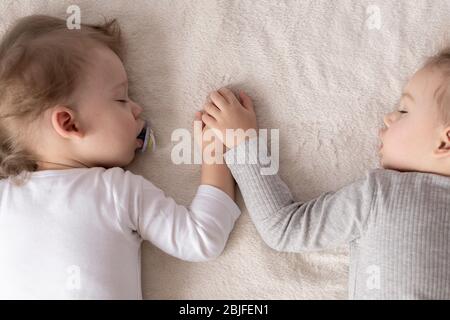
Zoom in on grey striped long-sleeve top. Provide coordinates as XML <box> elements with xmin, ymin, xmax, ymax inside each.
<box><xmin>224</xmin><ymin>137</ymin><xmax>450</xmax><ymax>299</ymax></box>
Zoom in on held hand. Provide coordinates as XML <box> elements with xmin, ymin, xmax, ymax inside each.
<box><xmin>202</xmin><ymin>87</ymin><xmax>257</xmax><ymax>149</ymax></box>
<box><xmin>193</xmin><ymin>111</ymin><xmax>226</xmax><ymax>163</ymax></box>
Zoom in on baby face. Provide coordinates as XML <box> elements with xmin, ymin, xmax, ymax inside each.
<box><xmin>379</xmin><ymin>66</ymin><xmax>448</xmax><ymax>173</ymax></box>
<box><xmin>71</xmin><ymin>46</ymin><xmax>145</xmax><ymax>168</ymax></box>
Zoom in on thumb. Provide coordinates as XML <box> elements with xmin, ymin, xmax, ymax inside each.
<box><xmin>194</xmin><ymin>110</ymin><xmax>202</xmax><ymax>121</ymax></box>
<box><xmin>193</xmin><ymin>111</ymin><xmax>204</xmax><ymax>128</ymax></box>
<box><xmin>239</xmin><ymin>90</ymin><xmax>254</xmax><ymax>111</ymax></box>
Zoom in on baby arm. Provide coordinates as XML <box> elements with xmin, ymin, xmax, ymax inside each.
<box><xmin>202</xmin><ymin>88</ymin><xmax>376</xmax><ymax>251</ymax></box>
<box><xmin>193</xmin><ymin>111</ymin><xmax>235</xmax><ymax>201</ymax></box>
<box><xmin>107</xmin><ymin>167</ymin><xmax>240</xmax><ymax>262</ymax></box>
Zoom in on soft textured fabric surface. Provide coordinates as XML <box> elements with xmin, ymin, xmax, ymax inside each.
<box><xmin>1</xmin><ymin>0</ymin><xmax>449</xmax><ymax>299</ymax></box>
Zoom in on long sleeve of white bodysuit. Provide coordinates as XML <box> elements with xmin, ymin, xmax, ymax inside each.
<box><xmin>104</xmin><ymin>168</ymin><xmax>241</xmax><ymax>262</ymax></box>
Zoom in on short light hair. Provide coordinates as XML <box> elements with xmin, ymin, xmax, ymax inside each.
<box><xmin>422</xmin><ymin>46</ymin><xmax>450</xmax><ymax>125</ymax></box>
<box><xmin>0</xmin><ymin>14</ymin><xmax>122</xmax><ymax>185</ymax></box>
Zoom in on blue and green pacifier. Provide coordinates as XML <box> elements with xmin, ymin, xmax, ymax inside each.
<box><xmin>136</xmin><ymin>120</ymin><xmax>156</xmax><ymax>153</ymax></box>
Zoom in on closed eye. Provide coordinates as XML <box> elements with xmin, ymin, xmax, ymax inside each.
<box><xmin>116</xmin><ymin>99</ymin><xmax>128</xmax><ymax>103</ymax></box>
<box><xmin>398</xmin><ymin>110</ymin><xmax>408</xmax><ymax>114</ymax></box>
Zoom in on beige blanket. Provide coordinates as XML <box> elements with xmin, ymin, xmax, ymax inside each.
<box><xmin>1</xmin><ymin>0</ymin><xmax>449</xmax><ymax>299</ymax></box>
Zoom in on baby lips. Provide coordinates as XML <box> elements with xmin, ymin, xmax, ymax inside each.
<box><xmin>136</xmin><ymin>120</ymin><xmax>156</xmax><ymax>153</ymax></box>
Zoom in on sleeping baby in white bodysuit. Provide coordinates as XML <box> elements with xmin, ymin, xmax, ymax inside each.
<box><xmin>0</xmin><ymin>14</ymin><xmax>240</xmax><ymax>299</ymax></box>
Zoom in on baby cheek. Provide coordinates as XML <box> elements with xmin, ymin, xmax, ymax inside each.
<box><xmin>120</xmin><ymin>121</ymin><xmax>139</xmax><ymax>148</ymax></box>
<box><xmin>112</xmin><ymin>115</ymin><xmax>134</xmax><ymax>136</ymax></box>
<box><xmin>385</xmin><ymin>124</ymin><xmax>412</xmax><ymax>156</ymax></box>
<box><xmin>99</xmin><ymin>122</ymin><xmax>129</xmax><ymax>149</ymax></box>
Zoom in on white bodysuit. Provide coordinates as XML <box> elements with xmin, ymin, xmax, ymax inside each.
<box><xmin>0</xmin><ymin>167</ymin><xmax>240</xmax><ymax>299</ymax></box>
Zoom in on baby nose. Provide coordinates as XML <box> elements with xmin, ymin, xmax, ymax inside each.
<box><xmin>132</xmin><ymin>102</ymin><xmax>144</xmax><ymax>117</ymax></box>
<box><xmin>383</xmin><ymin>111</ymin><xmax>397</xmax><ymax>127</ymax></box>
<box><xmin>383</xmin><ymin>114</ymin><xmax>390</xmax><ymax>127</ymax></box>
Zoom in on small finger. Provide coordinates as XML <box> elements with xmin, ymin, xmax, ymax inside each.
<box><xmin>193</xmin><ymin>111</ymin><xmax>204</xmax><ymax>130</ymax></box>
<box><xmin>218</xmin><ymin>87</ymin><xmax>239</xmax><ymax>105</ymax></box>
<box><xmin>210</xmin><ymin>90</ymin><xmax>228</xmax><ymax>110</ymax></box>
<box><xmin>204</xmin><ymin>102</ymin><xmax>221</xmax><ymax>119</ymax></box>
<box><xmin>239</xmin><ymin>91</ymin><xmax>254</xmax><ymax>111</ymax></box>
<box><xmin>201</xmin><ymin>112</ymin><xmax>217</xmax><ymax>128</ymax></box>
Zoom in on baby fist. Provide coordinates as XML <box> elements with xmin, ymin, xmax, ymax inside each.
<box><xmin>202</xmin><ymin>87</ymin><xmax>257</xmax><ymax>149</ymax></box>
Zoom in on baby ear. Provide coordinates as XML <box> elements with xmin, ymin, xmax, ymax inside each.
<box><xmin>51</xmin><ymin>106</ymin><xmax>84</xmax><ymax>139</ymax></box>
<box><xmin>434</xmin><ymin>127</ymin><xmax>450</xmax><ymax>156</ymax></box>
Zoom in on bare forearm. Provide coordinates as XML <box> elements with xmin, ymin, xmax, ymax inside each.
<box><xmin>201</xmin><ymin>162</ymin><xmax>235</xmax><ymax>200</ymax></box>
